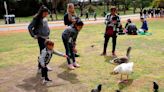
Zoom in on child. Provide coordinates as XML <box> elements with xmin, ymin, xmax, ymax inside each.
<box><xmin>139</xmin><ymin>17</ymin><xmax>148</xmax><ymax>33</ymax></box>
<box><xmin>101</xmin><ymin>6</ymin><xmax>121</xmax><ymax>56</ymax></box>
<box><xmin>62</xmin><ymin>20</ymin><xmax>84</xmax><ymax>70</ymax></box>
<box><xmin>39</xmin><ymin>40</ymin><xmax>67</xmax><ymax>83</ymax></box>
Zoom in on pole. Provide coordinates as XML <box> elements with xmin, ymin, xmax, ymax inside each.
<box><xmin>4</xmin><ymin>1</ymin><xmax>9</xmax><ymax>24</ymax></box>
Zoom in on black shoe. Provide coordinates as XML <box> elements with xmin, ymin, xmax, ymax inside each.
<box><xmin>75</xmin><ymin>54</ymin><xmax>80</xmax><ymax>57</ymax></box>
<box><xmin>45</xmin><ymin>78</ymin><xmax>52</xmax><ymax>81</ymax></box>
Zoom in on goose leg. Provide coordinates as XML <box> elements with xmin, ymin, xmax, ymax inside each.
<box><xmin>118</xmin><ymin>74</ymin><xmax>123</xmax><ymax>83</ymax></box>
<box><xmin>124</xmin><ymin>75</ymin><xmax>129</xmax><ymax>83</ymax></box>
<box><xmin>127</xmin><ymin>75</ymin><xmax>129</xmax><ymax>80</ymax></box>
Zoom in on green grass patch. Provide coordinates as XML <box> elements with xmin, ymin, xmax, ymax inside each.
<box><xmin>0</xmin><ymin>19</ymin><xmax>164</xmax><ymax>92</ymax></box>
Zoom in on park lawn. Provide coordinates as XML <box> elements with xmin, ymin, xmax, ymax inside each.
<box><xmin>0</xmin><ymin>18</ymin><xmax>164</xmax><ymax>92</ymax></box>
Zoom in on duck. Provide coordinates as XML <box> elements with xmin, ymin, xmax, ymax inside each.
<box><xmin>153</xmin><ymin>81</ymin><xmax>159</xmax><ymax>92</ymax></box>
<box><xmin>91</xmin><ymin>84</ymin><xmax>102</xmax><ymax>92</ymax></box>
<box><xmin>110</xmin><ymin>47</ymin><xmax>132</xmax><ymax>64</ymax></box>
<box><xmin>113</xmin><ymin>62</ymin><xmax>134</xmax><ymax>82</ymax></box>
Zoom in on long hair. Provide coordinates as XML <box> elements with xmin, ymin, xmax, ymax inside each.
<box><xmin>33</xmin><ymin>5</ymin><xmax>49</xmax><ymax>28</ymax></box>
<box><xmin>67</xmin><ymin>3</ymin><xmax>76</xmax><ymax>15</ymax></box>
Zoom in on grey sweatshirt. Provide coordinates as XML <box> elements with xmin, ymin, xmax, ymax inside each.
<box><xmin>28</xmin><ymin>18</ymin><xmax>50</xmax><ymax>39</ymax></box>
<box><xmin>39</xmin><ymin>48</ymin><xmax>65</xmax><ymax>67</ymax></box>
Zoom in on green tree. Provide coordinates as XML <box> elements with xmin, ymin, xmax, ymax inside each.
<box><xmin>153</xmin><ymin>0</ymin><xmax>164</xmax><ymax>8</ymax></box>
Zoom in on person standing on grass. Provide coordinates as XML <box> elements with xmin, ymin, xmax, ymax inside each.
<box><xmin>39</xmin><ymin>40</ymin><xmax>68</xmax><ymax>83</ymax></box>
<box><xmin>64</xmin><ymin>3</ymin><xmax>77</xmax><ymax>26</ymax></box>
<box><xmin>93</xmin><ymin>11</ymin><xmax>97</xmax><ymax>21</ymax></box>
<box><xmin>28</xmin><ymin>5</ymin><xmax>51</xmax><ymax>73</ymax></box>
<box><xmin>85</xmin><ymin>11</ymin><xmax>89</xmax><ymax>20</ymax></box>
<box><xmin>62</xmin><ymin>20</ymin><xmax>84</xmax><ymax>70</ymax></box>
<box><xmin>101</xmin><ymin>6</ymin><xmax>121</xmax><ymax>57</ymax></box>
<box><xmin>64</xmin><ymin>3</ymin><xmax>80</xmax><ymax>57</ymax></box>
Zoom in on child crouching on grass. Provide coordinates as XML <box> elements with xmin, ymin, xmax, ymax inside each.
<box><xmin>62</xmin><ymin>20</ymin><xmax>84</xmax><ymax>70</ymax></box>
<box><xmin>39</xmin><ymin>40</ymin><xmax>68</xmax><ymax>83</ymax></box>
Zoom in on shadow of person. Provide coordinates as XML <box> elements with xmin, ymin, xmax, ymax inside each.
<box><xmin>59</xmin><ymin>62</ymin><xmax>68</xmax><ymax>70</ymax></box>
<box><xmin>118</xmin><ymin>79</ymin><xmax>134</xmax><ymax>90</ymax></box>
<box><xmin>16</xmin><ymin>73</ymin><xmax>65</xmax><ymax>92</ymax></box>
<box><xmin>57</xmin><ymin>69</ymin><xmax>80</xmax><ymax>84</ymax></box>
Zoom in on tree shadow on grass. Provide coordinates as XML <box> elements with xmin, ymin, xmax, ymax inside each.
<box><xmin>16</xmin><ymin>73</ymin><xmax>65</xmax><ymax>92</ymax></box>
<box><xmin>118</xmin><ymin>79</ymin><xmax>134</xmax><ymax>91</ymax></box>
<box><xmin>57</xmin><ymin>63</ymin><xmax>80</xmax><ymax>84</ymax></box>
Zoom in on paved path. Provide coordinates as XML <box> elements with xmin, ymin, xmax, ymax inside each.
<box><xmin>0</xmin><ymin>14</ymin><xmax>140</xmax><ymax>32</ymax></box>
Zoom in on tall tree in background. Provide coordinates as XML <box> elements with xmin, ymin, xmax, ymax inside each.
<box><xmin>153</xmin><ymin>0</ymin><xmax>164</xmax><ymax>8</ymax></box>
<box><xmin>136</xmin><ymin>0</ymin><xmax>152</xmax><ymax>12</ymax></box>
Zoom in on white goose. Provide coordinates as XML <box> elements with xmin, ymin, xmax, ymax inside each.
<box><xmin>113</xmin><ymin>62</ymin><xmax>134</xmax><ymax>82</ymax></box>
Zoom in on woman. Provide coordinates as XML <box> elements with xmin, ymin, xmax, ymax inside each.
<box><xmin>64</xmin><ymin>3</ymin><xmax>77</xmax><ymax>26</ymax></box>
<box><xmin>101</xmin><ymin>6</ymin><xmax>121</xmax><ymax>57</ymax></box>
<box><xmin>28</xmin><ymin>5</ymin><xmax>50</xmax><ymax>73</ymax></box>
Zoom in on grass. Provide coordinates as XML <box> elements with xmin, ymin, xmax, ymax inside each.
<box><xmin>0</xmin><ymin>19</ymin><xmax>164</xmax><ymax>92</ymax></box>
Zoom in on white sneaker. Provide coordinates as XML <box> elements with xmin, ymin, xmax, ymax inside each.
<box><xmin>47</xmin><ymin>66</ymin><xmax>53</xmax><ymax>71</ymax></box>
<box><xmin>37</xmin><ymin>68</ymin><xmax>41</xmax><ymax>74</ymax></box>
<box><xmin>68</xmin><ymin>64</ymin><xmax>75</xmax><ymax>70</ymax></box>
<box><xmin>73</xmin><ymin>62</ymin><xmax>80</xmax><ymax>68</ymax></box>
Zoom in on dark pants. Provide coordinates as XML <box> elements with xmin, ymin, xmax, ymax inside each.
<box><xmin>62</xmin><ymin>35</ymin><xmax>76</xmax><ymax>65</ymax></box>
<box><xmin>37</xmin><ymin>37</ymin><xmax>46</xmax><ymax>53</ymax></box>
<box><xmin>103</xmin><ymin>34</ymin><xmax>117</xmax><ymax>54</ymax></box>
<box><xmin>41</xmin><ymin>66</ymin><xmax>49</xmax><ymax>80</ymax></box>
<box><xmin>37</xmin><ymin>37</ymin><xmax>46</xmax><ymax>69</ymax></box>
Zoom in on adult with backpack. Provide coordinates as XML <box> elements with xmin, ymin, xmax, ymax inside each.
<box><xmin>101</xmin><ymin>6</ymin><xmax>121</xmax><ymax>57</ymax></box>
<box><xmin>28</xmin><ymin>5</ymin><xmax>51</xmax><ymax>73</ymax></box>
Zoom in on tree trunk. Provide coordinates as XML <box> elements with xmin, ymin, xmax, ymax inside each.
<box><xmin>52</xmin><ymin>0</ymin><xmax>58</xmax><ymax>20</ymax></box>
<box><xmin>123</xmin><ymin>0</ymin><xmax>126</xmax><ymax>14</ymax></box>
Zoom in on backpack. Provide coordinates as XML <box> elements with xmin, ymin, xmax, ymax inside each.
<box><xmin>106</xmin><ymin>26</ymin><xmax>114</xmax><ymax>36</ymax></box>
<box><xmin>64</xmin><ymin>13</ymin><xmax>72</xmax><ymax>26</ymax></box>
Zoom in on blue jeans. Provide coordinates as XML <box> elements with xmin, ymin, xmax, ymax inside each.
<box><xmin>62</xmin><ymin>35</ymin><xmax>76</xmax><ymax>65</ymax></box>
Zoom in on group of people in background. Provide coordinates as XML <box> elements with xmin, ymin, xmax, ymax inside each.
<box><xmin>85</xmin><ymin>11</ymin><xmax>97</xmax><ymax>21</ymax></box>
<box><xmin>140</xmin><ymin>8</ymin><xmax>164</xmax><ymax>18</ymax></box>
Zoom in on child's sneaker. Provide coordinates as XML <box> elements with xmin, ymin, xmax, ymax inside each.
<box><xmin>68</xmin><ymin>64</ymin><xmax>75</xmax><ymax>70</ymax></box>
<box><xmin>73</xmin><ymin>62</ymin><xmax>80</xmax><ymax>68</ymax></box>
<box><xmin>37</xmin><ymin>68</ymin><xmax>41</xmax><ymax>74</ymax></box>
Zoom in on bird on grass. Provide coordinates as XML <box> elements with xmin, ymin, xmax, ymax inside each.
<box><xmin>153</xmin><ymin>81</ymin><xmax>159</xmax><ymax>92</ymax></box>
<box><xmin>110</xmin><ymin>47</ymin><xmax>132</xmax><ymax>65</ymax></box>
<box><xmin>91</xmin><ymin>45</ymin><xmax>95</xmax><ymax>48</ymax></box>
<box><xmin>91</xmin><ymin>84</ymin><xmax>102</xmax><ymax>92</ymax></box>
<box><xmin>113</xmin><ymin>62</ymin><xmax>134</xmax><ymax>83</ymax></box>
<box><xmin>115</xmin><ymin>90</ymin><xmax>121</xmax><ymax>92</ymax></box>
